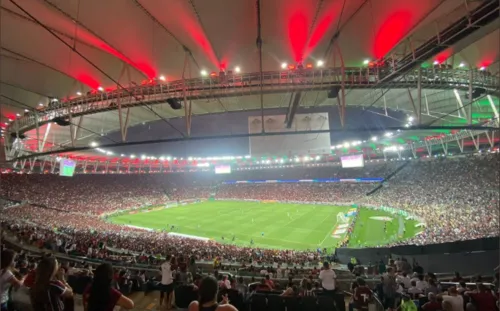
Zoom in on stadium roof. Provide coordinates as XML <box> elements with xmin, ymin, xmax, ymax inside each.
<box><xmin>0</xmin><ymin>0</ymin><xmax>499</xmax><ymax>161</ymax></box>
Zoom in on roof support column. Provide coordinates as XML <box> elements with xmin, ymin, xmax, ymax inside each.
<box><xmin>35</xmin><ymin>113</ymin><xmax>41</xmax><ymax>151</ymax></box>
<box><xmin>468</xmin><ymin>130</ymin><xmax>480</xmax><ymax>150</ymax></box>
<box><xmin>334</xmin><ymin>42</ymin><xmax>346</xmax><ymax>128</ymax></box>
<box><xmin>487</xmin><ymin>95</ymin><xmax>499</xmax><ymax>121</ymax></box>
<box><xmin>485</xmin><ymin>131</ymin><xmax>494</xmax><ymax>148</ymax></box>
<box><xmin>72</xmin><ymin>116</ymin><xmax>84</xmax><ymax>144</ymax></box>
<box><xmin>182</xmin><ymin>51</ymin><xmax>193</xmax><ymax>137</ymax></box>
<box><xmin>117</xmin><ymin>93</ymin><xmax>130</xmax><ymax>142</ymax></box>
<box><xmin>453</xmin><ymin>89</ymin><xmax>468</xmax><ymax>120</ymax></box>
<box><xmin>40</xmin><ymin>122</ymin><xmax>52</xmax><ymax>153</ymax></box>
<box><xmin>407</xmin><ymin>89</ymin><xmax>418</xmax><ymax>119</ymax></box>
<box><xmin>467</xmin><ymin>69</ymin><xmax>473</xmax><ymax>125</ymax></box>
<box><xmin>417</xmin><ymin>67</ymin><xmax>422</xmax><ymax>125</ymax></box>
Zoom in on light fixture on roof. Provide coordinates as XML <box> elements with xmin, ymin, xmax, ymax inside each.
<box><xmin>97</xmin><ymin>86</ymin><xmax>104</xmax><ymax>91</ymax></box>
<box><xmin>234</xmin><ymin>66</ymin><xmax>241</xmax><ymax>73</ymax></box>
<box><xmin>166</xmin><ymin>156</ymin><xmax>172</xmax><ymax>161</ymax></box>
<box><xmin>371</xmin><ymin>136</ymin><xmax>378</xmax><ymax>141</ymax></box>
<box><xmin>130</xmin><ymin>154</ymin><xmax>136</xmax><ymax>159</ymax></box>
<box><xmin>405</xmin><ymin>123</ymin><xmax>410</xmax><ymax>128</ymax></box>
<box><xmin>433</xmin><ymin>60</ymin><xmax>439</xmax><ymax>65</ymax></box>
<box><xmin>479</xmin><ymin>66</ymin><xmax>486</xmax><ymax>71</ymax></box>
<box><xmin>141</xmin><ymin>155</ymin><xmax>146</xmax><ymax>160</ymax></box>
<box><xmin>24</xmin><ymin>109</ymin><xmax>29</xmax><ymax>112</ymax></box>
<box><xmin>316</xmin><ymin>60</ymin><xmax>324</xmax><ymax>67</ymax></box>
<box><xmin>200</xmin><ymin>70</ymin><xmax>208</xmax><ymax>76</ymax></box>
<box><xmin>459</xmin><ymin>62</ymin><xmax>465</xmax><ymax>68</ymax></box>
<box><xmin>343</xmin><ymin>142</ymin><xmax>350</xmax><ymax>148</ymax></box>
<box><xmin>16</xmin><ymin>113</ymin><xmax>20</xmax><ymax>117</ymax></box>
<box><xmin>281</xmin><ymin>62</ymin><xmax>287</xmax><ymax>69</ymax></box>
<box><xmin>363</xmin><ymin>59</ymin><xmax>370</xmax><ymax>65</ymax></box>
<box><xmin>385</xmin><ymin>132</ymin><xmax>393</xmax><ymax>137</ymax></box>
<box><xmin>408</xmin><ymin>116</ymin><xmax>414</xmax><ymax>122</ymax></box>
<box><xmin>120</xmin><ymin>154</ymin><xmax>125</xmax><ymax>157</ymax></box>
<box><xmin>106</xmin><ymin>151</ymin><xmax>113</xmax><ymax>155</ymax></box>
<box><xmin>159</xmin><ymin>75</ymin><xmax>166</xmax><ymax>81</ymax></box>
<box><xmin>90</xmin><ymin>141</ymin><xmax>98</xmax><ymax>147</ymax></box>
<box><xmin>38</xmin><ymin>103</ymin><xmax>44</xmax><ymax>106</ymax></box>
<box><xmin>159</xmin><ymin>156</ymin><xmax>165</xmax><ymax>161</ymax></box>
<box><xmin>76</xmin><ymin>91</ymin><xmax>82</xmax><ymax>96</ymax></box>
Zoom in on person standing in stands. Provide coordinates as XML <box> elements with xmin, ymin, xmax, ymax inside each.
<box><xmin>0</xmin><ymin>250</ymin><xmax>25</xmax><ymax>311</ymax></box>
<box><xmin>353</xmin><ymin>278</ymin><xmax>372</xmax><ymax>310</ymax></box>
<box><xmin>30</xmin><ymin>256</ymin><xmax>73</xmax><ymax>311</ymax></box>
<box><xmin>464</xmin><ymin>283</ymin><xmax>498</xmax><ymax>311</ymax></box>
<box><xmin>187</xmin><ymin>276</ymin><xmax>237</xmax><ymax>311</ymax></box>
<box><xmin>160</xmin><ymin>256</ymin><xmax>176</xmax><ymax>310</ymax></box>
<box><xmin>83</xmin><ymin>263</ymin><xmax>134</xmax><ymax>311</ymax></box>
<box><xmin>319</xmin><ymin>261</ymin><xmax>336</xmax><ymax>296</ymax></box>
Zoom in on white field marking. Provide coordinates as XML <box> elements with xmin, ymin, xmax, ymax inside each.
<box><xmin>319</xmin><ymin>220</ymin><xmax>339</xmax><ymax>246</ymax></box>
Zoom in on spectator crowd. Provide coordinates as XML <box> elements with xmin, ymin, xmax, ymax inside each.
<box><xmin>0</xmin><ymin>154</ymin><xmax>498</xmax><ymax>267</ymax></box>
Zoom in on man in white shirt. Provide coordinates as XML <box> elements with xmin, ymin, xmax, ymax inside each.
<box><xmin>442</xmin><ymin>287</ymin><xmax>464</xmax><ymax>311</ymax></box>
<box><xmin>319</xmin><ymin>262</ymin><xmax>336</xmax><ymax>295</ymax></box>
<box><xmin>160</xmin><ymin>257</ymin><xmax>174</xmax><ymax>309</ymax></box>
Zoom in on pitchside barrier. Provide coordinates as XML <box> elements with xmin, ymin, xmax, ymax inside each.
<box><xmin>336</xmin><ymin>236</ymin><xmax>499</xmax><ymax>275</ymax></box>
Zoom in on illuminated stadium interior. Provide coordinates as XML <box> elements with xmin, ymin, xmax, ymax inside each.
<box><xmin>0</xmin><ymin>0</ymin><xmax>499</xmax><ymax>310</ymax></box>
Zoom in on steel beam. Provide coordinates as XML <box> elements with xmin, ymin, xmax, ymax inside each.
<box><xmin>487</xmin><ymin>95</ymin><xmax>499</xmax><ymax>120</ymax></box>
<box><xmin>468</xmin><ymin>69</ymin><xmax>473</xmax><ymax>125</ymax></box>
<box><xmin>182</xmin><ymin>52</ymin><xmax>193</xmax><ymax>137</ymax></box>
<box><xmin>453</xmin><ymin>89</ymin><xmax>468</xmax><ymax>120</ymax></box>
<box><xmin>334</xmin><ymin>42</ymin><xmax>346</xmax><ymax>127</ymax></box>
<box><xmin>407</xmin><ymin>89</ymin><xmax>418</xmax><ymax>118</ymax></box>
<box><xmin>417</xmin><ymin>67</ymin><xmax>422</xmax><ymax>124</ymax></box>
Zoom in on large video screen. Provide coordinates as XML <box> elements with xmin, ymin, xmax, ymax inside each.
<box><xmin>215</xmin><ymin>165</ymin><xmax>231</xmax><ymax>174</ymax></box>
<box><xmin>59</xmin><ymin>159</ymin><xmax>76</xmax><ymax>177</ymax></box>
<box><xmin>340</xmin><ymin>154</ymin><xmax>364</xmax><ymax>168</ymax></box>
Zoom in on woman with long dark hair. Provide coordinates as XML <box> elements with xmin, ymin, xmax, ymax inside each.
<box><xmin>30</xmin><ymin>256</ymin><xmax>73</xmax><ymax>311</ymax></box>
<box><xmin>0</xmin><ymin>249</ymin><xmax>25</xmax><ymax>311</ymax></box>
<box><xmin>83</xmin><ymin>263</ymin><xmax>134</xmax><ymax>311</ymax></box>
<box><xmin>188</xmin><ymin>276</ymin><xmax>237</xmax><ymax>311</ymax></box>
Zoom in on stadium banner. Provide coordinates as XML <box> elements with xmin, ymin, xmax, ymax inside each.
<box><xmin>223</xmin><ymin>178</ymin><xmax>383</xmax><ymax>184</ymax></box>
<box><xmin>248</xmin><ymin>113</ymin><xmax>331</xmax><ymax>156</ymax></box>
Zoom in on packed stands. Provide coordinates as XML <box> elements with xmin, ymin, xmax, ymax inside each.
<box><xmin>0</xmin><ymin>154</ymin><xmax>498</xmax><ymax>265</ymax></box>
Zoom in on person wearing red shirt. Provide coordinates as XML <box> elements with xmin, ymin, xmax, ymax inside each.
<box><xmin>353</xmin><ymin>278</ymin><xmax>372</xmax><ymax>310</ymax></box>
<box><xmin>422</xmin><ymin>293</ymin><xmax>442</xmax><ymax>311</ymax></box>
<box><xmin>465</xmin><ymin>283</ymin><xmax>498</xmax><ymax>311</ymax></box>
<box><xmin>83</xmin><ymin>263</ymin><xmax>134</xmax><ymax>311</ymax></box>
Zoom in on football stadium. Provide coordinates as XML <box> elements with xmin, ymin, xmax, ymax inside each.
<box><xmin>0</xmin><ymin>0</ymin><xmax>499</xmax><ymax>310</ymax></box>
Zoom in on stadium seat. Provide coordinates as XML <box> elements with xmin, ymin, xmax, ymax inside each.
<box><xmin>267</xmin><ymin>294</ymin><xmax>285</xmax><ymax>311</ymax></box>
<box><xmin>284</xmin><ymin>296</ymin><xmax>301</xmax><ymax>311</ymax></box>
<box><xmin>227</xmin><ymin>289</ymin><xmax>245</xmax><ymax>311</ymax></box>
<box><xmin>250</xmin><ymin>293</ymin><xmax>267</xmax><ymax>311</ymax></box>
<box><xmin>301</xmin><ymin>296</ymin><xmax>318</xmax><ymax>311</ymax></box>
<box><xmin>317</xmin><ymin>295</ymin><xmax>336</xmax><ymax>311</ymax></box>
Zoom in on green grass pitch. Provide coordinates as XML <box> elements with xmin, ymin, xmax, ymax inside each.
<box><xmin>108</xmin><ymin>201</ymin><xmax>421</xmax><ymax>251</ymax></box>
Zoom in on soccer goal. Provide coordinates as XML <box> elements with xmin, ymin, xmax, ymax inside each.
<box><xmin>336</xmin><ymin>212</ymin><xmax>349</xmax><ymax>224</ymax></box>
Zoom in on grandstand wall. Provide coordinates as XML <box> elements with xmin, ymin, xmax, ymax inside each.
<box><xmin>336</xmin><ymin>236</ymin><xmax>499</xmax><ymax>275</ymax></box>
